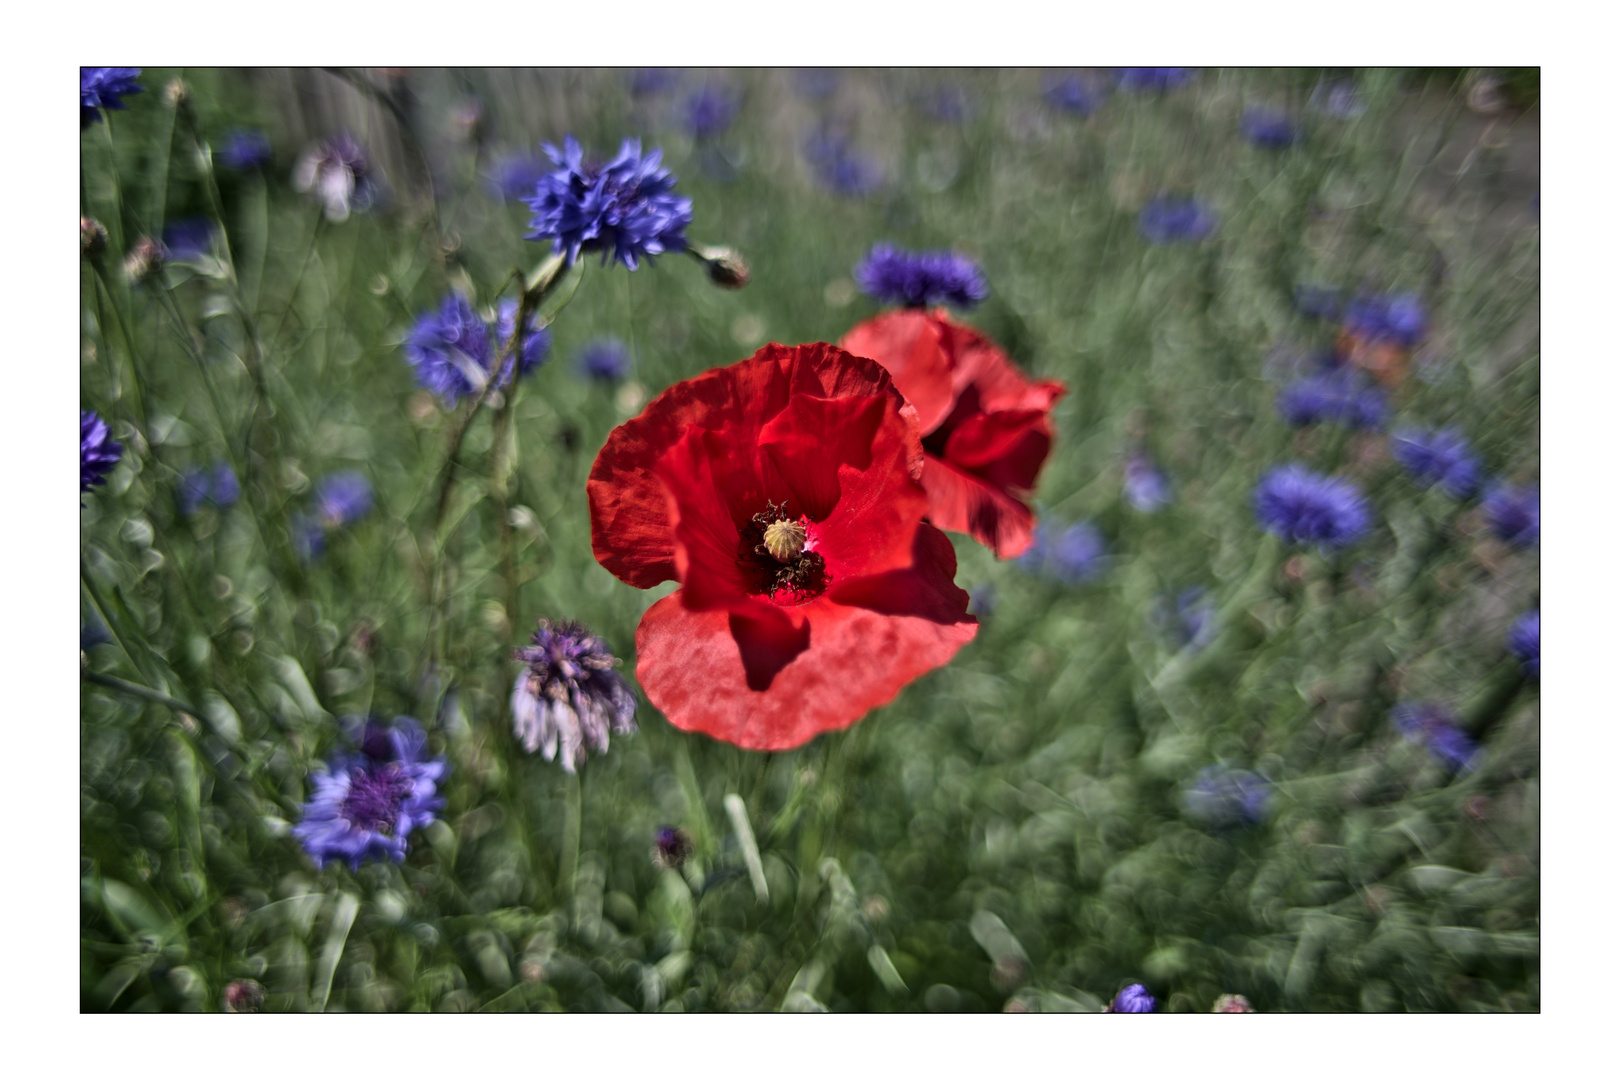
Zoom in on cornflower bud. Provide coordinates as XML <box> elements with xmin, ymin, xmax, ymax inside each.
<box><xmin>81</xmin><ymin>217</ymin><xmax>108</xmax><ymax>259</ymax></box>
<box><xmin>123</xmin><ymin>236</ymin><xmax>165</xmax><ymax>283</ymax></box>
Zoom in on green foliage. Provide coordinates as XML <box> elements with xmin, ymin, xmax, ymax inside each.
<box><xmin>80</xmin><ymin>68</ymin><xmax>1538</xmax><ymax>1012</ymax></box>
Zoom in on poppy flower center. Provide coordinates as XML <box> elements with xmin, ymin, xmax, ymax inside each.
<box><xmin>340</xmin><ymin>763</ymin><xmax>413</xmax><ymax>835</ymax></box>
<box><xmin>737</xmin><ymin>501</ymin><xmax>828</xmax><ymax>602</ymax></box>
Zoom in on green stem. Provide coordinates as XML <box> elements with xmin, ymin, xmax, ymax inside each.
<box><xmin>82</xmin><ymin>668</ymin><xmax>199</xmax><ymax>717</ymax></box>
<box><xmin>562</xmin><ymin>766</ymin><xmax>583</xmax><ymax>899</ymax></box>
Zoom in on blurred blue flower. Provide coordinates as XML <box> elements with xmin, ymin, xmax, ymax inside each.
<box><xmin>1108</xmin><ymin>984</ymin><xmax>1157</xmax><ymax>1012</ymax></box>
<box><xmin>178</xmin><ymin>461</ymin><xmax>240</xmax><ymax>516</ymax></box>
<box><xmin>1124</xmin><ymin>453</ymin><xmax>1172</xmax><ymax>511</ymax></box>
<box><xmin>81</xmin><ymin>410</ymin><xmax>122</xmax><ymax>492</ymax></box>
<box><xmin>652</xmin><ymin>826</ymin><xmax>694</xmax><ymax>869</ymax></box>
<box><xmin>1391</xmin><ymin>703</ymin><xmax>1481</xmax><ymax>773</ymax></box>
<box><xmin>493</xmin><ymin>299</ymin><xmax>553</xmax><ymax>383</ymax></box>
<box><xmin>629</xmin><ymin>69</ymin><xmax>678</xmax><ymax>97</ymax></box>
<box><xmin>577</xmin><ymin>338</ymin><xmax>631</xmax><ymax>382</ymax></box>
<box><xmin>1311</xmin><ymin>80</ymin><xmax>1366</xmax><ymax>119</ymax></box>
<box><xmin>1293</xmin><ymin>284</ymin><xmax>1342</xmax><ymax>320</ymax></box>
<box><xmin>218</xmin><ymin>128</ymin><xmax>272</xmax><ymax>171</ymax></box>
<box><xmin>1158</xmin><ymin>587</ymin><xmax>1218</xmax><ymax>650</ymax></box>
<box><xmin>1242</xmin><ymin>107</ymin><xmax>1299</xmax><ymax>149</ymax></box>
<box><xmin>803</xmin><ymin>130</ymin><xmax>884</xmax><ymax>197</ymax></box>
<box><xmin>1184</xmin><ymin>765</ymin><xmax>1271</xmax><ymax>828</ymax></box>
<box><xmin>684</xmin><ymin>85</ymin><xmax>739</xmax><ymax>139</ymax></box>
<box><xmin>488</xmin><ymin>152</ymin><xmax>549</xmax><ymax>202</ymax></box>
<box><xmin>314</xmin><ymin>471</ymin><xmax>373</xmax><ymax>528</ymax></box>
<box><xmin>293</xmin><ymin>134</ymin><xmax>377</xmax><ymax>222</ymax></box>
<box><xmin>1507</xmin><ymin>609</ymin><xmax>1539</xmax><ymax>680</ymax></box>
<box><xmin>293</xmin><ymin>717</ymin><xmax>448</xmax><ymax>871</ymax></box>
<box><xmin>968</xmin><ymin>583</ymin><xmax>997</xmax><ymax>617</ymax></box>
<box><xmin>1117</xmin><ymin>68</ymin><xmax>1192</xmax><ymax>92</ymax></box>
<box><xmin>1043</xmin><ymin>73</ymin><xmax>1109</xmax><ymax>116</ymax></box>
<box><xmin>1138</xmin><ymin>197</ymin><xmax>1217</xmax><ymax>244</ymax></box>
<box><xmin>81</xmin><ymin>68</ymin><xmax>143</xmax><ymax>128</ymax></box>
<box><xmin>525</xmin><ymin>136</ymin><xmax>692</xmax><ymax>270</ymax></box>
<box><xmin>1020</xmin><ymin>521</ymin><xmax>1108</xmax><ymax>585</ymax></box>
<box><xmin>291</xmin><ymin>513</ymin><xmax>326</xmax><ymax>562</ymax></box>
<box><xmin>161</xmin><ymin>217</ymin><xmax>216</xmax><ymax>261</ymax></box>
<box><xmin>1254</xmin><ymin>465</ymin><xmax>1372</xmax><ymax>550</ymax></box>
<box><xmin>919</xmin><ymin>84</ymin><xmax>975</xmax><ymax>122</ymax></box>
<box><xmin>854</xmin><ymin>243</ymin><xmax>988</xmax><ymax>309</ymax></box>
<box><xmin>511</xmin><ymin>618</ymin><xmax>638</xmax><ymax>773</ymax></box>
<box><xmin>404</xmin><ymin>294</ymin><xmax>550</xmax><ymax>406</ymax></box>
<box><xmin>792</xmin><ymin>69</ymin><xmax>841</xmax><ymax>99</ymax></box>
<box><xmin>1343</xmin><ymin>292</ymin><xmax>1426</xmax><ymax>347</ymax></box>
<box><xmin>1391</xmin><ymin>427</ymin><xmax>1481</xmax><ymax>499</ymax></box>
<box><xmin>1276</xmin><ymin>370</ymin><xmax>1388</xmax><ymax>429</ymax></box>
<box><xmin>1482</xmin><ymin>483</ymin><xmax>1539</xmax><ymax>548</ymax></box>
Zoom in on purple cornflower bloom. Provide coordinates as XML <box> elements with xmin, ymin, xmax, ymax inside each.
<box><xmin>1392</xmin><ymin>427</ymin><xmax>1481</xmax><ymax>498</ymax></box>
<box><xmin>854</xmin><ymin>243</ymin><xmax>988</xmax><ymax>309</ymax></box>
<box><xmin>403</xmin><ymin>294</ymin><xmax>550</xmax><ymax>406</ymax></box>
<box><xmin>488</xmin><ymin>152</ymin><xmax>549</xmax><ymax>201</ymax></box>
<box><xmin>919</xmin><ymin>84</ymin><xmax>975</xmax><ymax>122</ymax></box>
<box><xmin>684</xmin><ymin>85</ymin><xmax>739</xmax><ymax>139</ymax></box>
<box><xmin>293</xmin><ymin>717</ymin><xmax>447</xmax><ymax>871</ymax></box>
<box><xmin>1242</xmin><ymin>107</ymin><xmax>1299</xmax><ymax>149</ymax></box>
<box><xmin>314</xmin><ymin>471</ymin><xmax>373</xmax><ymax>528</ymax></box>
<box><xmin>1391</xmin><ymin>703</ymin><xmax>1481</xmax><ymax>773</ymax></box>
<box><xmin>1020</xmin><ymin>521</ymin><xmax>1108</xmax><ymax>585</ymax></box>
<box><xmin>1138</xmin><ymin>197</ymin><xmax>1217</xmax><ymax>244</ymax></box>
<box><xmin>651</xmin><ymin>826</ymin><xmax>694</xmax><ymax>870</ymax></box>
<box><xmin>1293</xmin><ymin>285</ymin><xmax>1342</xmax><ymax>320</ymax></box>
<box><xmin>1507</xmin><ymin>609</ymin><xmax>1539</xmax><ymax>680</ymax></box>
<box><xmin>510</xmin><ymin>618</ymin><xmax>638</xmax><ymax>773</ymax></box>
<box><xmin>629</xmin><ymin>69</ymin><xmax>678</xmax><ymax>97</ymax></box>
<box><xmin>1124</xmin><ymin>453</ymin><xmax>1172</xmax><ymax>511</ymax></box>
<box><xmin>1343</xmin><ymin>293</ymin><xmax>1427</xmax><ymax>347</ymax></box>
<box><xmin>161</xmin><ymin>217</ymin><xmax>215</xmax><ymax>261</ymax></box>
<box><xmin>525</xmin><ymin>136</ymin><xmax>692</xmax><ymax>270</ymax></box>
<box><xmin>177</xmin><ymin>461</ymin><xmax>240</xmax><ymax>516</ymax></box>
<box><xmin>1184</xmin><ymin>765</ymin><xmax>1271</xmax><ymax>828</ymax></box>
<box><xmin>218</xmin><ymin>129</ymin><xmax>272</xmax><ymax>171</ymax></box>
<box><xmin>577</xmin><ymin>338</ymin><xmax>632</xmax><ymax>383</ymax></box>
<box><xmin>1109</xmin><ymin>984</ymin><xmax>1157</xmax><ymax>1012</ymax></box>
<box><xmin>803</xmin><ymin>130</ymin><xmax>884</xmax><ymax>197</ymax></box>
<box><xmin>1482</xmin><ymin>483</ymin><xmax>1539</xmax><ymax>548</ymax></box>
<box><xmin>1158</xmin><ymin>587</ymin><xmax>1218</xmax><ymax>650</ymax></box>
<box><xmin>1254</xmin><ymin>465</ymin><xmax>1372</xmax><ymax>550</ymax></box>
<box><xmin>82</xmin><ymin>68</ymin><xmax>143</xmax><ymax>128</ymax></box>
<box><xmin>1043</xmin><ymin>73</ymin><xmax>1109</xmax><ymax>116</ymax></box>
<box><xmin>293</xmin><ymin>134</ymin><xmax>377</xmax><ymax>222</ymax></box>
<box><xmin>1117</xmin><ymin>68</ymin><xmax>1192</xmax><ymax>92</ymax></box>
<box><xmin>1276</xmin><ymin>370</ymin><xmax>1388</xmax><ymax>429</ymax></box>
<box><xmin>81</xmin><ymin>410</ymin><xmax>122</xmax><ymax>492</ymax></box>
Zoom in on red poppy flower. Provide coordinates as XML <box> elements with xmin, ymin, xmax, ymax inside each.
<box><xmin>839</xmin><ymin>309</ymin><xmax>1066</xmax><ymax>559</ymax></box>
<box><xmin>588</xmin><ymin>342</ymin><xmax>979</xmax><ymax>751</ymax></box>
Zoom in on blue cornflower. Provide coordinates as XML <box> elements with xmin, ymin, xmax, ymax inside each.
<box><xmin>1276</xmin><ymin>370</ymin><xmax>1388</xmax><ymax>429</ymax></box>
<box><xmin>1507</xmin><ymin>609</ymin><xmax>1539</xmax><ymax>680</ymax></box>
<box><xmin>1391</xmin><ymin>427</ymin><xmax>1481</xmax><ymax>499</ymax></box>
<box><xmin>1184</xmin><ymin>765</ymin><xmax>1271</xmax><ymax>828</ymax></box>
<box><xmin>803</xmin><ymin>130</ymin><xmax>884</xmax><ymax>197</ymax></box>
<box><xmin>1242</xmin><ymin>107</ymin><xmax>1299</xmax><ymax>149</ymax></box>
<box><xmin>1293</xmin><ymin>285</ymin><xmax>1342</xmax><ymax>320</ymax></box>
<box><xmin>1020</xmin><ymin>521</ymin><xmax>1108</xmax><ymax>585</ymax></box>
<box><xmin>577</xmin><ymin>338</ymin><xmax>632</xmax><ymax>383</ymax></box>
<box><xmin>919</xmin><ymin>84</ymin><xmax>975</xmax><ymax>122</ymax></box>
<box><xmin>1482</xmin><ymin>483</ymin><xmax>1539</xmax><ymax>548</ymax></box>
<box><xmin>511</xmin><ymin>618</ymin><xmax>638</xmax><ymax>773</ymax></box>
<box><xmin>1254</xmin><ymin>465</ymin><xmax>1372</xmax><ymax>550</ymax></box>
<box><xmin>218</xmin><ymin>129</ymin><xmax>272</xmax><ymax>171</ymax></box>
<box><xmin>1124</xmin><ymin>453</ymin><xmax>1172</xmax><ymax>512</ymax></box>
<box><xmin>488</xmin><ymin>152</ymin><xmax>549</xmax><ymax>202</ymax></box>
<box><xmin>1116</xmin><ymin>68</ymin><xmax>1192</xmax><ymax>92</ymax></box>
<box><xmin>629</xmin><ymin>69</ymin><xmax>678</xmax><ymax>97</ymax></box>
<box><xmin>314</xmin><ymin>471</ymin><xmax>373</xmax><ymax>528</ymax></box>
<box><xmin>1391</xmin><ymin>703</ymin><xmax>1481</xmax><ymax>773</ymax></box>
<box><xmin>293</xmin><ymin>134</ymin><xmax>377</xmax><ymax>222</ymax></box>
<box><xmin>652</xmin><ymin>826</ymin><xmax>694</xmax><ymax>870</ymax></box>
<box><xmin>161</xmin><ymin>217</ymin><xmax>216</xmax><ymax>261</ymax></box>
<box><xmin>1157</xmin><ymin>587</ymin><xmax>1218</xmax><ymax>650</ymax></box>
<box><xmin>177</xmin><ymin>461</ymin><xmax>240</xmax><ymax>516</ymax></box>
<box><xmin>1343</xmin><ymin>293</ymin><xmax>1427</xmax><ymax>347</ymax></box>
<box><xmin>1108</xmin><ymin>984</ymin><xmax>1157</xmax><ymax>1012</ymax></box>
<box><xmin>525</xmin><ymin>136</ymin><xmax>692</xmax><ymax>270</ymax></box>
<box><xmin>1043</xmin><ymin>73</ymin><xmax>1109</xmax><ymax>116</ymax></box>
<box><xmin>82</xmin><ymin>68</ymin><xmax>143</xmax><ymax>129</ymax></box>
<box><xmin>403</xmin><ymin>294</ymin><xmax>551</xmax><ymax>406</ymax></box>
<box><xmin>1138</xmin><ymin>197</ymin><xmax>1217</xmax><ymax>244</ymax></box>
<box><xmin>684</xmin><ymin>85</ymin><xmax>739</xmax><ymax>139</ymax></box>
<box><xmin>293</xmin><ymin>717</ymin><xmax>448</xmax><ymax>871</ymax></box>
<box><xmin>854</xmin><ymin>243</ymin><xmax>988</xmax><ymax>309</ymax></box>
<box><xmin>81</xmin><ymin>410</ymin><xmax>122</xmax><ymax>492</ymax></box>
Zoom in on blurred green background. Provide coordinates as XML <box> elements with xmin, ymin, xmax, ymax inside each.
<box><xmin>79</xmin><ymin>67</ymin><xmax>1538</xmax><ymax>1012</ymax></box>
